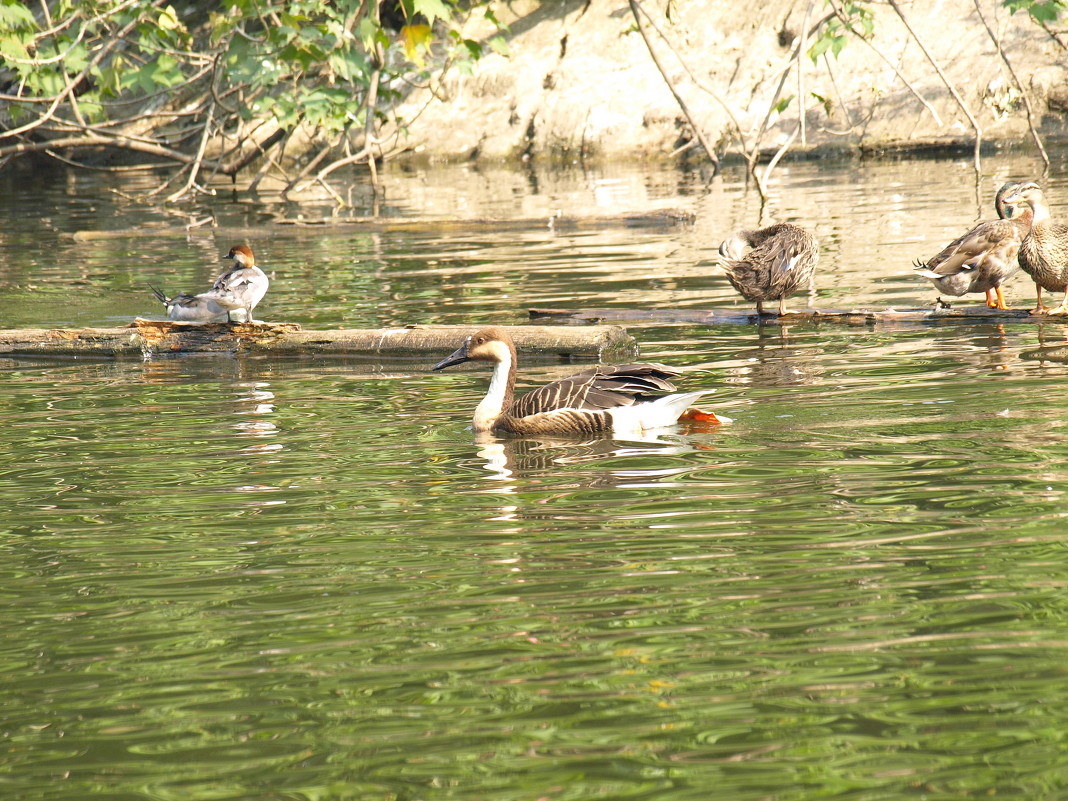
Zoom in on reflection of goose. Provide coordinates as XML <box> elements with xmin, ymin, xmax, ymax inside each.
<box><xmin>717</xmin><ymin>223</ymin><xmax>819</xmax><ymax>315</ymax></box>
<box><xmin>432</xmin><ymin>326</ymin><xmax>720</xmax><ymax>436</ymax></box>
<box><xmin>913</xmin><ymin>182</ymin><xmax>1031</xmax><ymax>310</ymax></box>
<box><xmin>1004</xmin><ymin>182</ymin><xmax>1068</xmax><ymax>315</ymax></box>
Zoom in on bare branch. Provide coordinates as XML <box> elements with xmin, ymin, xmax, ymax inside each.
<box><xmin>887</xmin><ymin>0</ymin><xmax>982</xmax><ymax>171</ymax></box>
<box><xmin>627</xmin><ymin>0</ymin><xmax>720</xmax><ymax>171</ymax></box>
<box><xmin>0</xmin><ymin>133</ymin><xmax>223</xmax><ymax>168</ymax></box>
<box><xmin>165</xmin><ymin>100</ymin><xmax>216</xmax><ymax>202</ymax></box>
<box><xmin>825</xmin><ymin>0</ymin><xmax>943</xmax><ymax>127</ymax></box>
<box><xmin>972</xmin><ymin>0</ymin><xmax>1049</xmax><ymax>171</ymax></box>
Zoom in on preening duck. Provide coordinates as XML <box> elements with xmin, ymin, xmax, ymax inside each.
<box><xmin>1003</xmin><ymin>182</ymin><xmax>1068</xmax><ymax>315</ymax></box>
<box><xmin>208</xmin><ymin>245</ymin><xmax>269</xmax><ymax>323</ymax></box>
<box><xmin>149</xmin><ymin>285</ymin><xmax>231</xmax><ymax>322</ymax></box>
<box><xmin>913</xmin><ymin>181</ymin><xmax>1031</xmax><ymax>310</ymax></box>
<box><xmin>149</xmin><ymin>245</ymin><xmax>269</xmax><ymax>324</ymax></box>
<box><xmin>432</xmin><ymin>326</ymin><xmax>720</xmax><ymax>436</ymax></box>
<box><xmin>717</xmin><ymin>222</ymin><xmax>819</xmax><ymax>315</ymax></box>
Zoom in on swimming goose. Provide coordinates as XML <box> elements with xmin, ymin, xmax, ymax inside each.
<box><xmin>432</xmin><ymin>326</ymin><xmax>719</xmax><ymax>436</ymax></box>
<box><xmin>717</xmin><ymin>222</ymin><xmax>819</xmax><ymax>315</ymax></box>
<box><xmin>207</xmin><ymin>245</ymin><xmax>270</xmax><ymax>323</ymax></box>
<box><xmin>149</xmin><ymin>245</ymin><xmax>269</xmax><ymax>323</ymax></box>
<box><xmin>913</xmin><ymin>181</ymin><xmax>1031</xmax><ymax>310</ymax></box>
<box><xmin>1003</xmin><ymin>182</ymin><xmax>1068</xmax><ymax>315</ymax></box>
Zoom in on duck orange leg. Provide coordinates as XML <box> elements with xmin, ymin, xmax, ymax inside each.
<box><xmin>985</xmin><ymin>288</ymin><xmax>998</xmax><ymax>308</ymax></box>
<box><xmin>992</xmin><ymin>286</ymin><xmax>1009</xmax><ymax>311</ymax></box>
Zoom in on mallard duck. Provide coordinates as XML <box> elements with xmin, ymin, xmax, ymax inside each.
<box><xmin>150</xmin><ymin>245</ymin><xmax>269</xmax><ymax>324</ymax></box>
<box><xmin>432</xmin><ymin>326</ymin><xmax>721</xmax><ymax>436</ymax></box>
<box><xmin>913</xmin><ymin>181</ymin><xmax>1031</xmax><ymax>310</ymax></box>
<box><xmin>717</xmin><ymin>223</ymin><xmax>819</xmax><ymax>315</ymax></box>
<box><xmin>1003</xmin><ymin>182</ymin><xmax>1068</xmax><ymax>315</ymax></box>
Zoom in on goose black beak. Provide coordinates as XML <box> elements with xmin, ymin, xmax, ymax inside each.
<box><xmin>432</xmin><ymin>341</ymin><xmax>470</xmax><ymax>371</ymax></box>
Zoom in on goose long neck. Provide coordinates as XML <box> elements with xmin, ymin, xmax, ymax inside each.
<box><xmin>1028</xmin><ymin>193</ymin><xmax>1051</xmax><ymax>224</ymax></box>
<box><xmin>472</xmin><ymin>341</ymin><xmax>517</xmax><ymax>432</ymax></box>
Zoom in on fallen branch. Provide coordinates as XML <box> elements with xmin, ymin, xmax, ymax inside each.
<box><xmin>528</xmin><ymin>305</ymin><xmax>1052</xmax><ymax>327</ymax></box>
<box><xmin>0</xmin><ymin>322</ymin><xmax>637</xmax><ymax>362</ymax></box>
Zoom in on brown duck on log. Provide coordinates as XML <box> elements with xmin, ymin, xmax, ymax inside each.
<box><xmin>913</xmin><ymin>181</ymin><xmax>1032</xmax><ymax>310</ymax></box>
<box><xmin>716</xmin><ymin>223</ymin><xmax>819</xmax><ymax>316</ymax></box>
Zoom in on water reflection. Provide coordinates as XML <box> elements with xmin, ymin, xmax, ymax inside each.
<box><xmin>9</xmin><ymin>156</ymin><xmax>1068</xmax><ymax>801</ymax></box>
<box><xmin>721</xmin><ymin>325</ymin><xmax>825</xmax><ymax>386</ymax></box>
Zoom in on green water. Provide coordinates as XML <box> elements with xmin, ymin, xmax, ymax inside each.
<box><xmin>4</xmin><ymin>156</ymin><xmax>1068</xmax><ymax>800</ymax></box>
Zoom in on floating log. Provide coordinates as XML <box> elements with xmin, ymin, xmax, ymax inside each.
<box><xmin>529</xmin><ymin>306</ymin><xmax>1061</xmax><ymax>327</ymax></box>
<box><xmin>69</xmin><ymin>209</ymin><xmax>694</xmax><ymax>243</ymax></box>
<box><xmin>0</xmin><ymin>320</ymin><xmax>637</xmax><ymax>362</ymax></box>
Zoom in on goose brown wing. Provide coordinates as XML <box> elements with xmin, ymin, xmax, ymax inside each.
<box><xmin>511</xmin><ymin>364</ymin><xmax>681</xmax><ymax>417</ymax></box>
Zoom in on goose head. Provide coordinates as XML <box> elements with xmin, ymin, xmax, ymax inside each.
<box><xmin>433</xmin><ymin>327</ymin><xmax>514</xmax><ymax>371</ymax></box>
<box><xmin>226</xmin><ymin>244</ymin><xmax>256</xmax><ymax>268</ymax></box>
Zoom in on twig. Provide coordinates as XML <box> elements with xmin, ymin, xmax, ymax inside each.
<box><xmin>757</xmin><ymin>122</ymin><xmax>800</xmax><ymax>199</ymax></box>
<box><xmin>972</xmin><ymin>0</ymin><xmax>1049</xmax><ymax>172</ymax></box>
<box><xmin>826</xmin><ymin>0</ymin><xmax>942</xmax><ymax>127</ymax></box>
<box><xmin>166</xmin><ymin>100</ymin><xmax>215</xmax><ymax>202</ymax></box>
<box><xmin>627</xmin><ymin>0</ymin><xmax>720</xmax><ymax>171</ymax></box>
<box><xmin>822</xmin><ymin>52</ymin><xmax>857</xmax><ymax>133</ymax></box>
<box><xmin>44</xmin><ymin>149</ymin><xmax>172</xmax><ymax>172</ymax></box>
<box><xmin>887</xmin><ymin>0</ymin><xmax>982</xmax><ymax>172</ymax></box>
<box><xmin>797</xmin><ymin>0</ymin><xmax>815</xmax><ymax>146</ymax></box>
<box><xmin>0</xmin><ymin>133</ymin><xmax>223</xmax><ymax>167</ymax></box>
<box><xmin>221</xmin><ymin>126</ymin><xmax>289</xmax><ymax>178</ymax></box>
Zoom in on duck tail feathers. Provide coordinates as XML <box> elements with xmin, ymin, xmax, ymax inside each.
<box><xmin>148</xmin><ymin>284</ymin><xmax>168</xmax><ymax>304</ymax></box>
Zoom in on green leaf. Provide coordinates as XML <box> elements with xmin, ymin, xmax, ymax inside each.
<box><xmin>412</xmin><ymin>0</ymin><xmax>452</xmax><ymax>25</ymax></box>
<box><xmin>0</xmin><ymin>0</ymin><xmax>36</xmax><ymax>30</ymax></box>
<box><xmin>773</xmin><ymin>95</ymin><xmax>795</xmax><ymax>115</ymax></box>
<box><xmin>486</xmin><ymin>35</ymin><xmax>508</xmax><ymax>56</ymax></box>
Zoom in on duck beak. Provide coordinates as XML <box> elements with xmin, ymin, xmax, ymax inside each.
<box><xmin>432</xmin><ymin>340</ymin><xmax>470</xmax><ymax>371</ymax></box>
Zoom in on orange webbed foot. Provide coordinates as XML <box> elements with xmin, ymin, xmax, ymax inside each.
<box><xmin>680</xmin><ymin>408</ymin><xmax>730</xmax><ymax>425</ymax></box>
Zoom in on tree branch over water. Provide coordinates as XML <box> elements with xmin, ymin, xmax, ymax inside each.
<box><xmin>0</xmin><ymin>0</ymin><xmax>505</xmax><ymax>202</ymax></box>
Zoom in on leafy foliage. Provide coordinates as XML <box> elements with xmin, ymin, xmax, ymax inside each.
<box><xmin>1002</xmin><ymin>0</ymin><xmax>1067</xmax><ymax>23</ymax></box>
<box><xmin>808</xmin><ymin>1</ymin><xmax>874</xmax><ymax>64</ymax></box>
<box><xmin>0</xmin><ymin>0</ymin><xmax>505</xmax><ymax>198</ymax></box>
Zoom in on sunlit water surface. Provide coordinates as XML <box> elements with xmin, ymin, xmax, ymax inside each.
<box><xmin>4</xmin><ymin>153</ymin><xmax>1068</xmax><ymax>800</ymax></box>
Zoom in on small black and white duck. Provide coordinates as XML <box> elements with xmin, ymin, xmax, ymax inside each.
<box><xmin>913</xmin><ymin>181</ymin><xmax>1031</xmax><ymax>310</ymax></box>
<box><xmin>432</xmin><ymin>326</ymin><xmax>720</xmax><ymax>436</ymax></box>
<box><xmin>1003</xmin><ymin>182</ymin><xmax>1068</xmax><ymax>315</ymax></box>
<box><xmin>716</xmin><ymin>222</ymin><xmax>819</xmax><ymax>315</ymax></box>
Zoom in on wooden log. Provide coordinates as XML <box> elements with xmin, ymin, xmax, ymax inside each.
<box><xmin>0</xmin><ymin>320</ymin><xmax>637</xmax><ymax>362</ymax></box>
<box><xmin>528</xmin><ymin>306</ymin><xmax>1057</xmax><ymax>327</ymax></box>
<box><xmin>68</xmin><ymin>209</ymin><xmax>695</xmax><ymax>243</ymax></box>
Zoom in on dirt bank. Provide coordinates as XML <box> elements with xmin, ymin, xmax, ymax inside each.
<box><xmin>392</xmin><ymin>0</ymin><xmax>1068</xmax><ymax>164</ymax></box>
